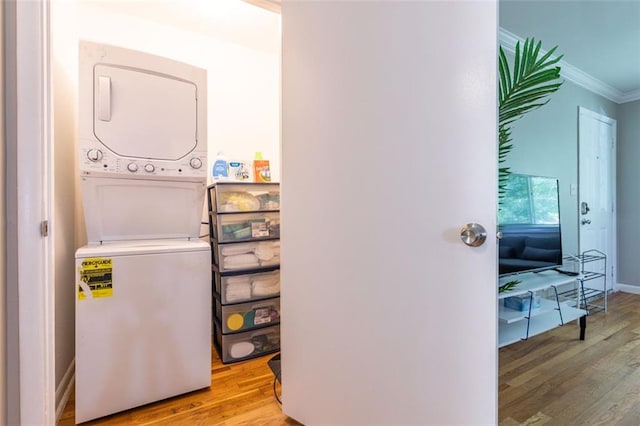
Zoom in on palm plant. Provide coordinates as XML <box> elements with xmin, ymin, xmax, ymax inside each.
<box><xmin>497</xmin><ymin>38</ymin><xmax>563</xmax><ymax>294</ymax></box>
<box><xmin>498</xmin><ymin>38</ymin><xmax>563</xmax><ymax>202</ymax></box>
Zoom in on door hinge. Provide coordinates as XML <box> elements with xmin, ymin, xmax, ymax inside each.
<box><xmin>40</xmin><ymin>220</ymin><xmax>49</xmax><ymax>237</ymax></box>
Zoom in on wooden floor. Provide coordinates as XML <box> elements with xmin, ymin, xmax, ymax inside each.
<box><xmin>500</xmin><ymin>291</ymin><xmax>640</xmax><ymax>425</ymax></box>
<box><xmin>60</xmin><ymin>292</ymin><xmax>640</xmax><ymax>425</ymax></box>
<box><xmin>58</xmin><ymin>350</ymin><xmax>300</xmax><ymax>426</ymax></box>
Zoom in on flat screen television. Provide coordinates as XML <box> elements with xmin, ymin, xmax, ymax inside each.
<box><xmin>498</xmin><ymin>173</ymin><xmax>563</xmax><ymax>276</ymax></box>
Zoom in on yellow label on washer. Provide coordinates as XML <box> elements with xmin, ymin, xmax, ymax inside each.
<box><xmin>78</xmin><ymin>257</ymin><xmax>113</xmax><ymax>300</ymax></box>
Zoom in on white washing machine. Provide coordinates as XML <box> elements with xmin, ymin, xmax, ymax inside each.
<box><xmin>75</xmin><ymin>42</ymin><xmax>210</xmax><ymax>423</ymax></box>
<box><xmin>75</xmin><ymin>240</ymin><xmax>210</xmax><ymax>423</ymax></box>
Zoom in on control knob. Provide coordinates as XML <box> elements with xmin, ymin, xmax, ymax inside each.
<box><xmin>189</xmin><ymin>157</ymin><xmax>203</xmax><ymax>169</ymax></box>
<box><xmin>127</xmin><ymin>163</ymin><xmax>139</xmax><ymax>173</ymax></box>
<box><xmin>86</xmin><ymin>149</ymin><xmax>103</xmax><ymax>162</ymax></box>
<box><xmin>144</xmin><ymin>163</ymin><xmax>155</xmax><ymax>173</ymax></box>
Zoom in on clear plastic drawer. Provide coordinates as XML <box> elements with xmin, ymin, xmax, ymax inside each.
<box><xmin>209</xmin><ymin>183</ymin><xmax>280</xmax><ymax>213</ymax></box>
<box><xmin>214</xmin><ymin>268</ymin><xmax>280</xmax><ymax>304</ymax></box>
<box><xmin>214</xmin><ymin>322</ymin><xmax>280</xmax><ymax>364</ymax></box>
<box><xmin>215</xmin><ymin>297</ymin><xmax>280</xmax><ymax>334</ymax></box>
<box><xmin>212</xmin><ymin>212</ymin><xmax>280</xmax><ymax>242</ymax></box>
<box><xmin>212</xmin><ymin>240</ymin><xmax>280</xmax><ymax>272</ymax></box>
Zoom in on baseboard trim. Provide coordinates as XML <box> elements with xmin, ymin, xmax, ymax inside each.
<box><xmin>55</xmin><ymin>359</ymin><xmax>75</xmax><ymax>422</ymax></box>
<box><xmin>616</xmin><ymin>283</ymin><xmax>640</xmax><ymax>294</ymax></box>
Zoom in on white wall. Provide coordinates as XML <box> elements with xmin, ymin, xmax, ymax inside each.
<box><xmin>0</xmin><ymin>2</ymin><xmax>6</xmax><ymax>422</ymax></box>
<box><xmin>50</xmin><ymin>0</ymin><xmax>280</xmax><ymax>408</ymax></box>
<box><xmin>3</xmin><ymin>3</ymin><xmax>20</xmax><ymax>422</ymax></box>
<box><xmin>504</xmin><ymin>78</ymin><xmax>618</xmax><ymax>256</ymax></box>
<box><xmin>50</xmin><ymin>7</ymin><xmax>79</xmax><ymax>409</ymax></box>
<box><xmin>616</xmin><ymin>99</ymin><xmax>640</xmax><ymax>286</ymax></box>
<box><xmin>54</xmin><ymin>1</ymin><xmax>281</xmax><ymax>185</ymax></box>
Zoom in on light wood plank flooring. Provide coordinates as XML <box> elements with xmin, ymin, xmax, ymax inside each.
<box><xmin>500</xmin><ymin>291</ymin><xmax>640</xmax><ymax>425</ymax></box>
<box><xmin>60</xmin><ymin>292</ymin><xmax>640</xmax><ymax>425</ymax></box>
<box><xmin>58</xmin><ymin>350</ymin><xmax>300</xmax><ymax>426</ymax></box>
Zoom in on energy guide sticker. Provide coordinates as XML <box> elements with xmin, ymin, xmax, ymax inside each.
<box><xmin>78</xmin><ymin>258</ymin><xmax>113</xmax><ymax>300</ymax></box>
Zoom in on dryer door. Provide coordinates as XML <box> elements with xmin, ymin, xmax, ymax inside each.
<box><xmin>94</xmin><ymin>64</ymin><xmax>198</xmax><ymax>161</ymax></box>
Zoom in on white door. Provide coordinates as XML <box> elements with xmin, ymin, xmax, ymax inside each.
<box><xmin>578</xmin><ymin>107</ymin><xmax>616</xmax><ymax>291</ymax></box>
<box><xmin>281</xmin><ymin>2</ymin><xmax>497</xmax><ymax>425</ymax></box>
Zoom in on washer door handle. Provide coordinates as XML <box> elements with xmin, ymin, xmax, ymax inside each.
<box><xmin>460</xmin><ymin>223</ymin><xmax>487</xmax><ymax>247</ymax></box>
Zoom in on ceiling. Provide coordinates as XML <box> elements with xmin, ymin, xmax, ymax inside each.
<box><xmin>80</xmin><ymin>0</ymin><xmax>280</xmax><ymax>53</ymax></box>
<box><xmin>81</xmin><ymin>0</ymin><xmax>639</xmax><ymax>103</ymax></box>
<box><xmin>257</xmin><ymin>0</ymin><xmax>640</xmax><ymax>102</ymax></box>
<box><xmin>500</xmin><ymin>0</ymin><xmax>640</xmax><ymax>102</ymax></box>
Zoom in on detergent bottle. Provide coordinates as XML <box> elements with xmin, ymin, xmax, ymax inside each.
<box><xmin>253</xmin><ymin>151</ymin><xmax>271</xmax><ymax>183</ymax></box>
<box><xmin>212</xmin><ymin>152</ymin><xmax>228</xmax><ymax>180</ymax></box>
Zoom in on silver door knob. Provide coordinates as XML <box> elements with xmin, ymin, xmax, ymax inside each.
<box><xmin>581</xmin><ymin>219</ymin><xmax>591</xmax><ymax>225</ymax></box>
<box><xmin>460</xmin><ymin>223</ymin><xmax>487</xmax><ymax>247</ymax></box>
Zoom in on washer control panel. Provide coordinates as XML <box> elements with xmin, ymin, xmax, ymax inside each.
<box><xmin>79</xmin><ymin>140</ymin><xmax>206</xmax><ymax>178</ymax></box>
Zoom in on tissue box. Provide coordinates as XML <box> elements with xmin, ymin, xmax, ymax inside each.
<box><xmin>504</xmin><ymin>294</ymin><xmax>541</xmax><ymax>312</ymax></box>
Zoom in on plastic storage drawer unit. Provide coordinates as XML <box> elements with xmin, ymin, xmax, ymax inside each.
<box><xmin>215</xmin><ymin>297</ymin><xmax>281</xmax><ymax>334</ymax></box>
<box><xmin>214</xmin><ymin>322</ymin><xmax>280</xmax><ymax>364</ymax></box>
<box><xmin>208</xmin><ymin>182</ymin><xmax>281</xmax><ymax>364</ymax></box>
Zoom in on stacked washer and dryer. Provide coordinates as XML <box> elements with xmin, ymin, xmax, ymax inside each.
<box><xmin>75</xmin><ymin>42</ymin><xmax>211</xmax><ymax>423</ymax></box>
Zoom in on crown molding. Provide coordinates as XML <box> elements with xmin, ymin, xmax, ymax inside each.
<box><xmin>620</xmin><ymin>89</ymin><xmax>640</xmax><ymax>104</ymax></box>
<box><xmin>499</xmin><ymin>27</ymin><xmax>636</xmax><ymax>105</ymax></box>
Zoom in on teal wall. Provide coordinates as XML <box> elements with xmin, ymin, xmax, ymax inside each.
<box><xmin>616</xmin><ymin>99</ymin><xmax>640</xmax><ymax>286</ymax></box>
<box><xmin>503</xmin><ymin>78</ymin><xmax>618</xmax><ymax>256</ymax></box>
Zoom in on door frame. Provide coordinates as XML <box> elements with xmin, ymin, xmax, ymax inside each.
<box><xmin>578</xmin><ymin>106</ymin><xmax>617</xmax><ymax>290</ymax></box>
<box><xmin>5</xmin><ymin>0</ymin><xmax>56</xmax><ymax>424</ymax></box>
<box><xmin>11</xmin><ymin>0</ymin><xmax>500</xmax><ymax>423</ymax></box>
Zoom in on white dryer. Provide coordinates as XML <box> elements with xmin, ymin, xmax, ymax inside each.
<box><xmin>77</xmin><ymin>40</ymin><xmax>208</xmax><ymax>242</ymax></box>
<box><xmin>75</xmin><ymin>42</ymin><xmax>211</xmax><ymax>423</ymax></box>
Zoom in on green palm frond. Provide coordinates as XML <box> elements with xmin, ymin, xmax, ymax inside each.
<box><xmin>498</xmin><ymin>280</ymin><xmax>521</xmax><ymax>294</ymax></box>
<box><xmin>498</xmin><ymin>38</ymin><xmax>563</xmax><ymax>202</ymax></box>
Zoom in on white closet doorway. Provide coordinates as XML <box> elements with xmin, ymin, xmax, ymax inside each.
<box><xmin>578</xmin><ymin>106</ymin><xmax>617</xmax><ymax>291</ymax></box>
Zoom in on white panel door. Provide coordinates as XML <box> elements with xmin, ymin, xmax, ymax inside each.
<box><xmin>281</xmin><ymin>1</ymin><xmax>497</xmax><ymax>425</ymax></box>
<box><xmin>578</xmin><ymin>107</ymin><xmax>616</xmax><ymax>290</ymax></box>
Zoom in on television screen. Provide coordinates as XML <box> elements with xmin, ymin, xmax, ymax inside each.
<box><xmin>498</xmin><ymin>174</ymin><xmax>563</xmax><ymax>276</ymax></box>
